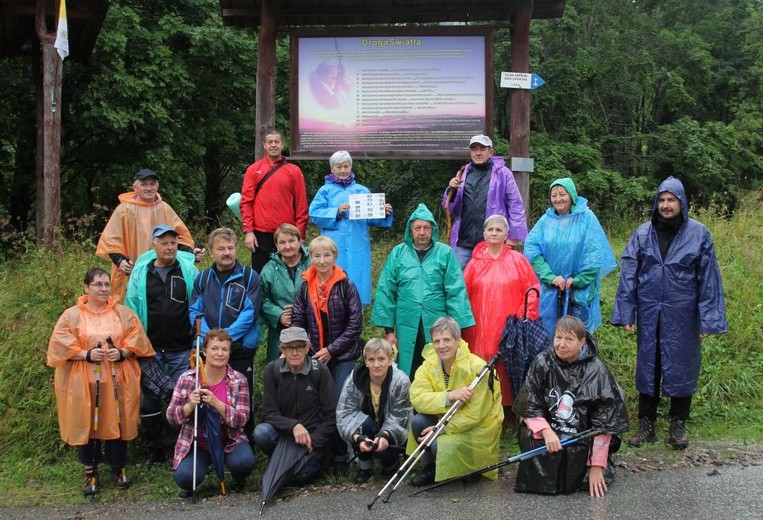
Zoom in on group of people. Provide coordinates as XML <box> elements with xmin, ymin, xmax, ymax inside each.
<box><xmin>46</xmin><ymin>129</ymin><xmax>727</xmax><ymax>501</ymax></box>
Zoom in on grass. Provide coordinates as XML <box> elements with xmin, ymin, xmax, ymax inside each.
<box><xmin>0</xmin><ymin>191</ymin><xmax>761</xmax><ymax>508</ymax></box>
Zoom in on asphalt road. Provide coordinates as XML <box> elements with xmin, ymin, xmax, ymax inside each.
<box><xmin>4</xmin><ymin>463</ymin><xmax>762</xmax><ymax>520</ymax></box>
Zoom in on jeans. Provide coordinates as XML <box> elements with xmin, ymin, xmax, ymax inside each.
<box><xmin>353</xmin><ymin>416</ymin><xmax>401</xmax><ymax>470</ymax></box>
<box><xmin>174</xmin><ymin>441</ymin><xmax>255</xmax><ymax>490</ymax></box>
<box><xmin>411</xmin><ymin>413</ymin><xmax>440</xmax><ymax>466</ymax></box>
<box><xmin>140</xmin><ymin>349</ymin><xmax>190</xmax><ymax>454</ymax></box>
<box><xmin>253</xmin><ymin>423</ymin><xmax>327</xmax><ymax>481</ymax></box>
<box><xmin>78</xmin><ymin>439</ymin><xmax>127</xmax><ymax>469</ymax></box>
<box><xmin>454</xmin><ymin>246</ymin><xmax>474</xmax><ymax>270</ymax></box>
<box><xmin>330</xmin><ymin>359</ymin><xmax>356</xmax><ymax>396</ymax></box>
<box><xmin>228</xmin><ymin>345</ymin><xmax>256</xmax><ymax>437</ymax></box>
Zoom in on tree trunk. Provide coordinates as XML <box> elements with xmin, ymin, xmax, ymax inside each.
<box><xmin>34</xmin><ymin>0</ymin><xmax>62</xmax><ymax>250</ymax></box>
<box><xmin>255</xmin><ymin>0</ymin><xmax>277</xmax><ymax>160</ymax></box>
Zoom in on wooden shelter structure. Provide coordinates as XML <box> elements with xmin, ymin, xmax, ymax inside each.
<box><xmin>0</xmin><ymin>0</ymin><xmax>109</xmax><ymax>248</ymax></box>
<box><xmin>219</xmin><ymin>0</ymin><xmax>566</xmax><ymax>210</ymax></box>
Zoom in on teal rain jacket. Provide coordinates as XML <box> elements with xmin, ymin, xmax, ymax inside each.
<box><xmin>371</xmin><ymin>204</ymin><xmax>475</xmax><ymax>376</ymax></box>
<box><xmin>259</xmin><ymin>245</ymin><xmax>311</xmax><ymax>362</ymax></box>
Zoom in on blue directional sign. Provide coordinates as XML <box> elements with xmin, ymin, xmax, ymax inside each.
<box><xmin>530</xmin><ymin>74</ymin><xmax>545</xmax><ymax>90</ymax></box>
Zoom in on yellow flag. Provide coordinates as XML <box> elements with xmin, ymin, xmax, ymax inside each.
<box><xmin>54</xmin><ymin>0</ymin><xmax>69</xmax><ymax>60</ymax></box>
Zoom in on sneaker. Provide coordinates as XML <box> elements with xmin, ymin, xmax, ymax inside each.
<box><xmin>112</xmin><ymin>468</ymin><xmax>131</xmax><ymax>490</ymax></box>
<box><xmin>628</xmin><ymin>417</ymin><xmax>657</xmax><ymax>447</ymax></box>
<box><xmin>82</xmin><ymin>468</ymin><xmax>99</xmax><ymax>496</ymax></box>
<box><xmin>354</xmin><ymin>467</ymin><xmax>374</xmax><ymax>484</ymax></box>
<box><xmin>667</xmin><ymin>418</ymin><xmax>689</xmax><ymax>450</ymax></box>
<box><xmin>410</xmin><ymin>463</ymin><xmax>436</xmax><ymax>487</ymax></box>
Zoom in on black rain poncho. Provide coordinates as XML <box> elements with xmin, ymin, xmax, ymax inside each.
<box><xmin>512</xmin><ymin>336</ymin><xmax>629</xmax><ymax>494</ymax></box>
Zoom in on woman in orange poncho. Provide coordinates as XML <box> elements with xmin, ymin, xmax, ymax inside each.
<box><xmin>463</xmin><ymin>214</ymin><xmax>540</xmax><ymax>407</ymax></box>
<box><xmin>47</xmin><ymin>267</ymin><xmax>154</xmax><ymax>496</ymax></box>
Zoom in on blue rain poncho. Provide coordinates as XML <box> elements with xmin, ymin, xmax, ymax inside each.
<box><xmin>612</xmin><ymin>176</ymin><xmax>727</xmax><ymax>397</ymax></box>
<box><xmin>524</xmin><ymin>179</ymin><xmax>616</xmax><ymax>338</ymax></box>
<box><xmin>309</xmin><ymin>176</ymin><xmax>393</xmax><ymax>305</ymax></box>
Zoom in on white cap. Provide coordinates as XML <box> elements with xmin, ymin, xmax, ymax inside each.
<box><xmin>469</xmin><ymin>134</ymin><xmax>493</xmax><ymax>148</ymax></box>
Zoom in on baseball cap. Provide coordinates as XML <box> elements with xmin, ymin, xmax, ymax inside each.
<box><xmin>280</xmin><ymin>327</ymin><xmax>310</xmax><ymax>344</ymax></box>
<box><xmin>134</xmin><ymin>168</ymin><xmax>159</xmax><ymax>181</ymax></box>
<box><xmin>469</xmin><ymin>134</ymin><xmax>493</xmax><ymax>148</ymax></box>
<box><xmin>152</xmin><ymin>224</ymin><xmax>179</xmax><ymax>240</ymax></box>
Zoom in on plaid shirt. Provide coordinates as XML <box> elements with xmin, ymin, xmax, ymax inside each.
<box><xmin>167</xmin><ymin>365</ymin><xmax>250</xmax><ymax>469</ymax></box>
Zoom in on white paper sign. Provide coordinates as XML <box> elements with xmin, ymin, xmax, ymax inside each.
<box><xmin>349</xmin><ymin>193</ymin><xmax>386</xmax><ymax>220</ymax></box>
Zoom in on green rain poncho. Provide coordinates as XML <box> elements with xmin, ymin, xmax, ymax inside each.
<box><xmin>407</xmin><ymin>340</ymin><xmax>503</xmax><ymax>481</ymax></box>
<box><xmin>371</xmin><ymin>204</ymin><xmax>475</xmax><ymax>376</ymax></box>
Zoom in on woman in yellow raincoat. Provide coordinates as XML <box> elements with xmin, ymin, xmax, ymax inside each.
<box><xmin>407</xmin><ymin>317</ymin><xmax>503</xmax><ymax>486</ymax></box>
<box><xmin>47</xmin><ymin>267</ymin><xmax>154</xmax><ymax>496</ymax></box>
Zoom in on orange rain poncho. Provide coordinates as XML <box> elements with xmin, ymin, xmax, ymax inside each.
<box><xmin>462</xmin><ymin>242</ymin><xmax>540</xmax><ymax>406</ymax></box>
<box><xmin>95</xmin><ymin>192</ymin><xmax>194</xmax><ymax>301</ymax></box>
<box><xmin>47</xmin><ymin>295</ymin><xmax>155</xmax><ymax>445</ymax></box>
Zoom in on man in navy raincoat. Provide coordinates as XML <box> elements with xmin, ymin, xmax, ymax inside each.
<box><xmin>612</xmin><ymin>176</ymin><xmax>726</xmax><ymax>450</ymax></box>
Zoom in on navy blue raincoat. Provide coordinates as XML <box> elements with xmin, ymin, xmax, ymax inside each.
<box><xmin>611</xmin><ymin>177</ymin><xmax>727</xmax><ymax>397</ymax></box>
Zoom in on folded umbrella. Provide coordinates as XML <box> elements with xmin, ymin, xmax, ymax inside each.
<box><xmin>259</xmin><ymin>436</ymin><xmax>310</xmax><ymax>515</ymax></box>
<box><xmin>498</xmin><ymin>287</ymin><xmax>550</xmax><ymax>397</ymax></box>
<box><xmin>198</xmin><ymin>401</ymin><xmax>227</xmax><ymax>495</ymax></box>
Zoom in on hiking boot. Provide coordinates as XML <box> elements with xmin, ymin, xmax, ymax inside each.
<box><xmin>354</xmin><ymin>467</ymin><xmax>374</xmax><ymax>484</ymax></box>
<box><xmin>628</xmin><ymin>417</ymin><xmax>657</xmax><ymax>447</ymax></box>
<box><xmin>142</xmin><ymin>450</ymin><xmax>163</xmax><ymax>471</ymax></box>
<box><xmin>410</xmin><ymin>463</ymin><xmax>436</xmax><ymax>487</ymax></box>
<box><xmin>82</xmin><ymin>467</ymin><xmax>99</xmax><ymax>496</ymax></box>
<box><xmin>112</xmin><ymin>468</ymin><xmax>131</xmax><ymax>490</ymax></box>
<box><xmin>667</xmin><ymin>418</ymin><xmax>689</xmax><ymax>450</ymax></box>
<box><xmin>178</xmin><ymin>488</ymin><xmax>193</xmax><ymax>499</ymax></box>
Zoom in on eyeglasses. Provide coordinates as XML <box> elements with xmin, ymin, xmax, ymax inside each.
<box><xmin>281</xmin><ymin>345</ymin><xmax>307</xmax><ymax>352</ymax></box>
<box><xmin>88</xmin><ymin>282</ymin><xmax>111</xmax><ymax>288</ymax></box>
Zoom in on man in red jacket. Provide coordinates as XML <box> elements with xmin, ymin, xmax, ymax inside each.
<box><xmin>240</xmin><ymin>129</ymin><xmax>308</xmax><ymax>273</ymax></box>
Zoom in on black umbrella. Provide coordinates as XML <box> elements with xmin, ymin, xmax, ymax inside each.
<box><xmin>198</xmin><ymin>402</ymin><xmax>227</xmax><ymax>495</ymax></box>
<box><xmin>499</xmin><ymin>287</ymin><xmax>551</xmax><ymax>397</ymax></box>
<box><xmin>259</xmin><ymin>436</ymin><xmax>310</xmax><ymax>515</ymax></box>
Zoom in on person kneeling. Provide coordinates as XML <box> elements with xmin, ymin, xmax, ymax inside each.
<box><xmin>337</xmin><ymin>338</ymin><xmax>412</xmax><ymax>484</ymax></box>
<box><xmin>408</xmin><ymin>317</ymin><xmax>503</xmax><ymax>486</ymax></box>
<box><xmin>513</xmin><ymin>316</ymin><xmax>629</xmax><ymax>497</ymax></box>
<box><xmin>167</xmin><ymin>329</ymin><xmax>255</xmax><ymax>497</ymax></box>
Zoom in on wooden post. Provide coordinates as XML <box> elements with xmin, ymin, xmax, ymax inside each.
<box><xmin>509</xmin><ymin>0</ymin><xmax>533</xmax><ymax>220</ymax></box>
<box><xmin>34</xmin><ymin>0</ymin><xmax>62</xmax><ymax>250</ymax></box>
<box><xmin>254</xmin><ymin>0</ymin><xmax>277</xmax><ymax>160</ymax></box>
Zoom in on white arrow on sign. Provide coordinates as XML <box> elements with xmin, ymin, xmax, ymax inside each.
<box><xmin>500</xmin><ymin>72</ymin><xmax>546</xmax><ymax>90</ymax></box>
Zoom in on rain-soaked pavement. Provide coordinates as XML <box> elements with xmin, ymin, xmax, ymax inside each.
<box><xmin>4</xmin><ymin>462</ymin><xmax>762</xmax><ymax>520</ymax></box>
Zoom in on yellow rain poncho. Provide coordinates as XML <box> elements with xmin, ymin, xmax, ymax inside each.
<box><xmin>408</xmin><ymin>340</ymin><xmax>503</xmax><ymax>482</ymax></box>
<box><xmin>47</xmin><ymin>295</ymin><xmax>155</xmax><ymax>445</ymax></box>
<box><xmin>95</xmin><ymin>192</ymin><xmax>194</xmax><ymax>301</ymax></box>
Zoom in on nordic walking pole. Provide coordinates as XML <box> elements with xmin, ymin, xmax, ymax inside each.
<box><xmin>192</xmin><ymin>315</ymin><xmax>203</xmax><ymax>495</ymax></box>
<box><xmin>90</xmin><ymin>342</ymin><xmax>102</xmax><ymax>495</ymax></box>
<box><xmin>409</xmin><ymin>429</ymin><xmax>604</xmax><ymax>496</ymax></box>
<box><xmin>105</xmin><ymin>337</ymin><xmax>122</xmax><ymax>430</ymax></box>
<box><xmin>368</xmin><ymin>352</ymin><xmax>501</xmax><ymax>510</ymax></box>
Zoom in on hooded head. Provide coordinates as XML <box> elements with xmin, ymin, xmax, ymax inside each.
<box><xmin>549</xmin><ymin>177</ymin><xmax>578</xmax><ymax>214</ymax></box>
<box><xmin>404</xmin><ymin>203</ymin><xmax>439</xmax><ymax>250</ymax></box>
<box><xmin>652</xmin><ymin>176</ymin><xmax>688</xmax><ymax>223</ymax></box>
